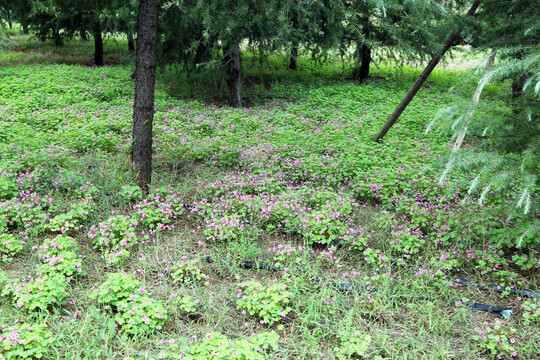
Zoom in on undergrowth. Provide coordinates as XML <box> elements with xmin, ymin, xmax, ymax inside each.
<box><xmin>0</xmin><ymin>33</ymin><xmax>538</xmax><ymax>360</ymax></box>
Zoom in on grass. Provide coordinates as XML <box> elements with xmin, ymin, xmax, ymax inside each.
<box><xmin>0</xmin><ymin>32</ymin><xmax>539</xmax><ymax>360</ymax></box>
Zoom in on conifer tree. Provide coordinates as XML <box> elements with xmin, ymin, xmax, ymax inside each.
<box><xmin>427</xmin><ymin>0</ymin><xmax>539</xmax><ymax>227</ymax></box>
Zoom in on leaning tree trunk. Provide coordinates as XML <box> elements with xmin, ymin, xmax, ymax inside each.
<box><xmin>93</xmin><ymin>20</ymin><xmax>104</xmax><ymax>66</ymax></box>
<box><xmin>128</xmin><ymin>31</ymin><xmax>135</xmax><ymax>52</ymax></box>
<box><xmin>224</xmin><ymin>37</ymin><xmax>242</xmax><ymax>108</ymax></box>
<box><xmin>453</xmin><ymin>49</ymin><xmax>497</xmax><ymax>153</ymax></box>
<box><xmin>374</xmin><ymin>0</ymin><xmax>481</xmax><ymax>142</ymax></box>
<box><xmin>132</xmin><ymin>0</ymin><xmax>158</xmax><ymax>195</ymax></box>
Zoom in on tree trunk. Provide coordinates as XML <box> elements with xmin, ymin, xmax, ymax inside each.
<box><xmin>374</xmin><ymin>0</ymin><xmax>481</xmax><ymax>142</ymax></box>
<box><xmin>132</xmin><ymin>0</ymin><xmax>158</xmax><ymax>195</ymax></box>
<box><xmin>93</xmin><ymin>20</ymin><xmax>104</xmax><ymax>66</ymax></box>
<box><xmin>353</xmin><ymin>42</ymin><xmax>371</xmax><ymax>81</ymax></box>
<box><xmin>128</xmin><ymin>31</ymin><xmax>135</xmax><ymax>52</ymax></box>
<box><xmin>360</xmin><ymin>43</ymin><xmax>371</xmax><ymax>80</ymax></box>
<box><xmin>53</xmin><ymin>29</ymin><xmax>63</xmax><ymax>47</ymax></box>
<box><xmin>352</xmin><ymin>23</ymin><xmax>370</xmax><ymax>81</ymax></box>
<box><xmin>289</xmin><ymin>7</ymin><xmax>299</xmax><ymax>71</ymax></box>
<box><xmin>224</xmin><ymin>37</ymin><xmax>242</xmax><ymax>107</ymax></box>
<box><xmin>289</xmin><ymin>41</ymin><xmax>298</xmax><ymax>70</ymax></box>
<box><xmin>80</xmin><ymin>30</ymin><xmax>88</xmax><ymax>41</ymax></box>
<box><xmin>452</xmin><ymin>49</ymin><xmax>497</xmax><ymax>153</ymax></box>
<box><xmin>7</xmin><ymin>10</ymin><xmax>12</xmax><ymax>28</ymax></box>
<box><xmin>22</xmin><ymin>23</ymin><xmax>29</xmax><ymax>34</ymax></box>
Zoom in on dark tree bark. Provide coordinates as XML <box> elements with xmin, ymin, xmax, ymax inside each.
<box><xmin>373</xmin><ymin>0</ymin><xmax>481</xmax><ymax>143</ymax></box>
<box><xmin>289</xmin><ymin>7</ymin><xmax>299</xmax><ymax>71</ymax></box>
<box><xmin>359</xmin><ymin>44</ymin><xmax>371</xmax><ymax>81</ymax></box>
<box><xmin>93</xmin><ymin>20</ymin><xmax>104</xmax><ymax>66</ymax></box>
<box><xmin>53</xmin><ymin>29</ymin><xmax>64</xmax><ymax>47</ymax></box>
<box><xmin>352</xmin><ymin>39</ymin><xmax>371</xmax><ymax>81</ymax></box>
<box><xmin>80</xmin><ymin>30</ymin><xmax>88</xmax><ymax>41</ymax></box>
<box><xmin>22</xmin><ymin>23</ymin><xmax>29</xmax><ymax>34</ymax></box>
<box><xmin>132</xmin><ymin>0</ymin><xmax>158</xmax><ymax>195</ymax></box>
<box><xmin>128</xmin><ymin>31</ymin><xmax>135</xmax><ymax>52</ymax></box>
<box><xmin>224</xmin><ymin>37</ymin><xmax>242</xmax><ymax>107</ymax></box>
<box><xmin>289</xmin><ymin>42</ymin><xmax>298</xmax><ymax>70</ymax></box>
<box><xmin>7</xmin><ymin>10</ymin><xmax>12</xmax><ymax>28</ymax></box>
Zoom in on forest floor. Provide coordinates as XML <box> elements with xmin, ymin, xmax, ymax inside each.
<box><xmin>0</xmin><ymin>30</ymin><xmax>539</xmax><ymax>360</ymax></box>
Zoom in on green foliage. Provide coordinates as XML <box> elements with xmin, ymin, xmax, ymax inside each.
<box><xmin>0</xmin><ymin>322</ymin><xmax>55</xmax><ymax>360</ymax></box>
<box><xmin>45</xmin><ymin>198</ymin><xmax>94</xmax><ymax>233</ymax></box>
<box><xmin>236</xmin><ymin>281</ymin><xmax>292</xmax><ymax>326</ymax></box>
<box><xmin>521</xmin><ymin>299</ymin><xmax>540</xmax><ymax>325</ymax></box>
<box><xmin>87</xmin><ymin>215</ymin><xmax>137</xmax><ymax>265</ymax></box>
<box><xmin>0</xmin><ymin>174</ymin><xmax>17</xmax><ymax>200</ymax></box>
<box><xmin>119</xmin><ymin>185</ymin><xmax>143</xmax><ymax>202</ymax></box>
<box><xmin>132</xmin><ymin>192</ymin><xmax>185</xmax><ymax>230</ymax></box>
<box><xmin>114</xmin><ymin>296</ymin><xmax>168</xmax><ymax>336</ymax></box>
<box><xmin>174</xmin><ymin>295</ymin><xmax>197</xmax><ymax>314</ymax></box>
<box><xmin>3</xmin><ymin>235</ymin><xmax>81</xmax><ymax>311</ymax></box>
<box><xmin>170</xmin><ymin>258</ymin><xmax>209</xmax><ymax>286</ymax></box>
<box><xmin>0</xmin><ymin>195</ymin><xmax>50</xmax><ymax>233</ymax></box>
<box><xmin>158</xmin><ymin>331</ymin><xmax>279</xmax><ymax>360</ymax></box>
<box><xmin>0</xmin><ymin>270</ymin><xmax>11</xmax><ymax>295</ymax></box>
<box><xmin>91</xmin><ymin>273</ymin><xmax>140</xmax><ymax>306</ymax></box>
<box><xmin>91</xmin><ymin>273</ymin><xmax>167</xmax><ymax>335</ymax></box>
<box><xmin>0</xmin><ymin>233</ymin><xmax>24</xmax><ymax>262</ymax></box>
<box><xmin>35</xmin><ymin>235</ymin><xmax>83</xmax><ymax>278</ymax></box>
<box><xmin>333</xmin><ymin>331</ymin><xmax>372</xmax><ymax>359</ymax></box>
<box><xmin>296</xmin><ymin>210</ymin><xmax>347</xmax><ymax>245</ymax></box>
<box><xmin>13</xmin><ymin>274</ymin><xmax>69</xmax><ymax>311</ymax></box>
<box><xmin>0</xmin><ymin>31</ymin><xmax>539</xmax><ymax>358</ymax></box>
<box><xmin>473</xmin><ymin>319</ymin><xmax>517</xmax><ymax>357</ymax></box>
<box><xmin>203</xmin><ymin>215</ymin><xmax>246</xmax><ymax>242</ymax></box>
<box><xmin>426</xmin><ymin>0</ymin><xmax>540</xmax><ymax>225</ymax></box>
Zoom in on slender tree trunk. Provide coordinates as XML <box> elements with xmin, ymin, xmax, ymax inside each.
<box><xmin>132</xmin><ymin>0</ymin><xmax>158</xmax><ymax>195</ymax></box>
<box><xmin>93</xmin><ymin>20</ymin><xmax>104</xmax><ymax>66</ymax></box>
<box><xmin>352</xmin><ymin>23</ymin><xmax>370</xmax><ymax>81</ymax></box>
<box><xmin>453</xmin><ymin>49</ymin><xmax>497</xmax><ymax>153</ymax></box>
<box><xmin>374</xmin><ymin>0</ymin><xmax>480</xmax><ymax>142</ymax></box>
<box><xmin>53</xmin><ymin>29</ymin><xmax>63</xmax><ymax>47</ymax></box>
<box><xmin>224</xmin><ymin>37</ymin><xmax>242</xmax><ymax>107</ymax></box>
<box><xmin>289</xmin><ymin>7</ymin><xmax>299</xmax><ymax>71</ymax></box>
<box><xmin>128</xmin><ymin>31</ymin><xmax>135</xmax><ymax>52</ymax></box>
<box><xmin>289</xmin><ymin>41</ymin><xmax>298</xmax><ymax>70</ymax></box>
<box><xmin>80</xmin><ymin>30</ymin><xmax>88</xmax><ymax>41</ymax></box>
<box><xmin>7</xmin><ymin>10</ymin><xmax>12</xmax><ymax>28</ymax></box>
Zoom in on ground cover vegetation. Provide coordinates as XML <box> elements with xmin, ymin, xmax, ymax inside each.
<box><xmin>0</xmin><ymin>0</ymin><xmax>539</xmax><ymax>359</ymax></box>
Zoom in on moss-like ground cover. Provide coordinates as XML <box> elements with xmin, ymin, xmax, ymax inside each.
<box><xmin>0</xmin><ymin>34</ymin><xmax>538</xmax><ymax>359</ymax></box>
